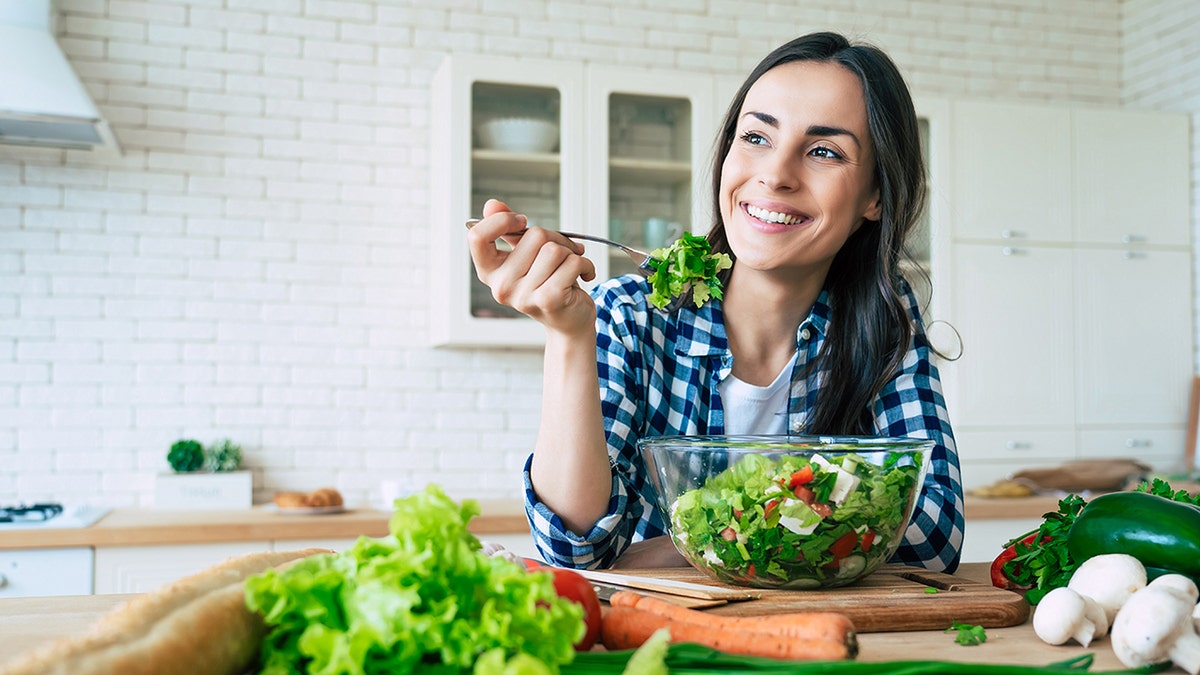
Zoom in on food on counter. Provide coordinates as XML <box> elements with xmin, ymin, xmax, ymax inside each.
<box><xmin>993</xmin><ymin>478</ymin><xmax>1200</xmax><ymax>605</ymax></box>
<box><xmin>668</xmin><ymin>450</ymin><xmax>920</xmax><ymax>588</ymax></box>
<box><xmin>944</xmin><ymin>622</ymin><xmax>987</xmax><ymax>646</ymax></box>
<box><xmin>1067</xmin><ymin>489</ymin><xmax>1200</xmax><ymax>582</ymax></box>
<box><xmin>1065</xmin><ymin>553</ymin><xmax>1146</xmax><ymax>624</ymax></box>
<box><xmin>271</xmin><ymin>487</ymin><xmax>343</xmax><ymax>509</ymax></box>
<box><xmin>967</xmin><ymin>478</ymin><xmax>1033</xmax><ymax>498</ymax></box>
<box><xmin>244</xmin><ymin>484</ymin><xmax>583</xmax><ymax>674</ymax></box>
<box><xmin>1110</xmin><ymin>574</ymin><xmax>1200</xmax><ymax>673</ymax></box>
<box><xmin>645</xmin><ymin>232</ymin><xmax>732</xmax><ymax>310</ymax></box>
<box><xmin>523</xmin><ymin>559</ymin><xmax>602</xmax><ymax>651</ymax></box>
<box><xmin>600</xmin><ymin>589</ymin><xmax>856</xmax><ymax>661</ymax></box>
<box><xmin>1031</xmin><ymin>587</ymin><xmax>1108</xmax><ymax>647</ymax></box>
<box><xmin>1</xmin><ymin>548</ymin><xmax>329</xmax><ymax>675</ymax></box>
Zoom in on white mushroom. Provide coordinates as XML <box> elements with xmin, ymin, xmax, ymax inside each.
<box><xmin>1111</xmin><ymin>583</ymin><xmax>1200</xmax><ymax>674</ymax></box>
<box><xmin>1148</xmin><ymin>573</ymin><xmax>1200</xmax><ymax>604</ymax></box>
<box><xmin>1067</xmin><ymin>553</ymin><xmax>1147</xmax><ymax>624</ymax></box>
<box><xmin>1033</xmin><ymin>586</ymin><xmax>1109</xmax><ymax>647</ymax></box>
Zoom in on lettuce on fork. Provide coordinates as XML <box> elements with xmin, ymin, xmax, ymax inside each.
<box><xmin>245</xmin><ymin>485</ymin><xmax>583</xmax><ymax>675</ymax></box>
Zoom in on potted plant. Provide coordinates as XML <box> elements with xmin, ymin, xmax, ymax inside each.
<box><xmin>155</xmin><ymin>438</ymin><xmax>252</xmax><ymax>509</ymax></box>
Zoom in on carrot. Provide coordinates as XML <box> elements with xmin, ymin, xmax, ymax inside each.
<box><xmin>607</xmin><ymin>590</ymin><xmax>856</xmax><ymax>643</ymax></box>
<box><xmin>600</xmin><ymin>605</ymin><xmax>856</xmax><ymax>661</ymax></box>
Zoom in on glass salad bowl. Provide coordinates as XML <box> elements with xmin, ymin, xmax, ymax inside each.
<box><xmin>638</xmin><ymin>435</ymin><xmax>932</xmax><ymax>589</ymax></box>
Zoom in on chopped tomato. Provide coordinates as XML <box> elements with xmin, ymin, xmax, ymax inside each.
<box><xmin>830</xmin><ymin>531</ymin><xmax>858</xmax><ymax>559</ymax></box>
<box><xmin>793</xmin><ymin>485</ymin><xmax>815</xmax><ymax>503</ymax></box>
<box><xmin>720</xmin><ymin>526</ymin><xmax>737</xmax><ymax>541</ymax></box>
<box><xmin>860</xmin><ymin>530</ymin><xmax>876</xmax><ymax>553</ymax></box>
<box><xmin>811</xmin><ymin>502</ymin><xmax>833</xmax><ymax>518</ymax></box>
<box><xmin>788</xmin><ymin>466</ymin><xmax>814</xmax><ymax>487</ymax></box>
<box><xmin>763</xmin><ymin>499</ymin><xmax>779</xmax><ymax>518</ymax></box>
<box><xmin>522</xmin><ymin>560</ymin><xmax>601</xmax><ymax>651</ymax></box>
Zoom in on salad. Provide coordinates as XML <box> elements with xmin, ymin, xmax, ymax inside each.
<box><xmin>669</xmin><ymin>451</ymin><xmax>921</xmax><ymax>588</ymax></box>
<box><xmin>645</xmin><ymin>232</ymin><xmax>732</xmax><ymax>310</ymax></box>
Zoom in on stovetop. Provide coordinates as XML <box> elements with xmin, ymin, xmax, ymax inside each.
<box><xmin>0</xmin><ymin>502</ymin><xmax>110</xmax><ymax>530</ymax></box>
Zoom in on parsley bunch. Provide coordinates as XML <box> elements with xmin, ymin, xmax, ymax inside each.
<box><xmin>1002</xmin><ymin>494</ymin><xmax>1086</xmax><ymax>605</ymax></box>
<box><xmin>645</xmin><ymin>232</ymin><xmax>732</xmax><ymax>310</ymax></box>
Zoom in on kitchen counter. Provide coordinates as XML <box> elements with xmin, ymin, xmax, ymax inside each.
<box><xmin>0</xmin><ymin>500</ymin><xmax>528</xmax><ymax>550</ymax></box>
<box><xmin>0</xmin><ymin>563</ymin><xmax>1142</xmax><ymax>670</ymax></box>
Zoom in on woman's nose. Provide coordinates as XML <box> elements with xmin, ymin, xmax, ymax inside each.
<box><xmin>757</xmin><ymin>152</ymin><xmax>800</xmax><ymax>192</ymax></box>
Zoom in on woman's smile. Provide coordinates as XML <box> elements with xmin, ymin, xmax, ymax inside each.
<box><xmin>742</xmin><ymin>202</ymin><xmax>813</xmax><ymax>231</ymax></box>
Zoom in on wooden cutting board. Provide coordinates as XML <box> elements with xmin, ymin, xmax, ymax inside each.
<box><xmin>597</xmin><ymin>564</ymin><xmax>1030</xmax><ymax>633</ymax></box>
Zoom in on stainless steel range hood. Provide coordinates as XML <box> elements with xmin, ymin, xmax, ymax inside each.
<box><xmin>0</xmin><ymin>0</ymin><xmax>119</xmax><ymax>153</ymax></box>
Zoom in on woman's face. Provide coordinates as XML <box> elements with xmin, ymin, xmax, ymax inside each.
<box><xmin>719</xmin><ymin>60</ymin><xmax>881</xmax><ymax>279</ymax></box>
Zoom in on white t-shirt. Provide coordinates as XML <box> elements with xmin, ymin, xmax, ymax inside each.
<box><xmin>717</xmin><ymin>352</ymin><xmax>797</xmax><ymax>435</ymax></box>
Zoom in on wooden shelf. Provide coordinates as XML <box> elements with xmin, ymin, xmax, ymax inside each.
<box><xmin>609</xmin><ymin>156</ymin><xmax>691</xmax><ymax>184</ymax></box>
<box><xmin>472</xmin><ymin>149</ymin><xmax>560</xmax><ymax>179</ymax></box>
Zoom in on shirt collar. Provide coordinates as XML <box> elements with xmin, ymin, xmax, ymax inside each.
<box><xmin>670</xmin><ymin>288</ymin><xmax>832</xmax><ymax>358</ymax></box>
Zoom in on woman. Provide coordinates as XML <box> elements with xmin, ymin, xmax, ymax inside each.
<box><xmin>466</xmin><ymin>31</ymin><xmax>964</xmax><ymax>573</ymax></box>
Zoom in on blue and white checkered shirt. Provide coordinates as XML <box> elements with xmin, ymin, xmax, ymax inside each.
<box><xmin>523</xmin><ymin>274</ymin><xmax>965</xmax><ymax>573</ymax></box>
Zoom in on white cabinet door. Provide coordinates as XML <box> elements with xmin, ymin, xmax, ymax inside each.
<box><xmin>429</xmin><ymin>55</ymin><xmax>585</xmax><ymax>348</ymax></box>
<box><xmin>94</xmin><ymin>541</ymin><xmax>271</xmax><ymax>594</ymax></box>
<box><xmin>955</xmin><ymin>429</ymin><xmax>1076</xmax><ymax>490</ymax></box>
<box><xmin>948</xmin><ymin>243</ymin><xmax>1075</xmax><ymax>428</ymax></box>
<box><xmin>1072</xmin><ymin>108</ymin><xmax>1191</xmax><ymax>247</ymax></box>
<box><xmin>1077</xmin><ymin>428</ymin><xmax>1185</xmax><ymax>469</ymax></box>
<box><xmin>950</xmin><ymin>101</ymin><xmax>1072</xmax><ymax>243</ymax></box>
<box><xmin>0</xmin><ymin>548</ymin><xmax>93</xmax><ymax>598</ymax></box>
<box><xmin>1074</xmin><ymin>249</ymin><xmax>1193</xmax><ymax>426</ymax></box>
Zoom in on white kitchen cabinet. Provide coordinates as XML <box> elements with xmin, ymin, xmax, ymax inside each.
<box><xmin>950</xmin><ymin>100</ymin><xmax>1072</xmax><ymax>244</ymax></box>
<box><xmin>0</xmin><ymin>547</ymin><xmax>93</xmax><ymax>598</ymax></box>
<box><xmin>429</xmin><ymin>54</ymin><xmax>718</xmax><ymax>348</ymax></box>
<box><xmin>941</xmin><ymin>101</ymin><xmax>1193</xmax><ymax>489</ymax></box>
<box><xmin>1074</xmin><ymin>248</ymin><xmax>1193</xmax><ymax>426</ymax></box>
<box><xmin>1072</xmin><ymin>108</ymin><xmax>1191</xmax><ymax>247</ymax></box>
<box><xmin>946</xmin><ymin>243</ymin><xmax>1075</xmax><ymax>429</ymax></box>
<box><xmin>93</xmin><ymin>541</ymin><xmax>270</xmax><ymax>594</ymax></box>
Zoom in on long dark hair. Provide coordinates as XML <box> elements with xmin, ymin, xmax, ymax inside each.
<box><xmin>707</xmin><ymin>31</ymin><xmax>928</xmax><ymax>434</ymax></box>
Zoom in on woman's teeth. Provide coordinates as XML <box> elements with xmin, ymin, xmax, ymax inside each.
<box><xmin>746</xmin><ymin>205</ymin><xmax>801</xmax><ymax>225</ymax></box>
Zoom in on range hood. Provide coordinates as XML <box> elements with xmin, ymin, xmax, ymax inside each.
<box><xmin>0</xmin><ymin>0</ymin><xmax>119</xmax><ymax>152</ymax></box>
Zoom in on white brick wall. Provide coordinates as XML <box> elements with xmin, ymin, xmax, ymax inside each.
<box><xmin>1</xmin><ymin>0</ymin><xmax>1191</xmax><ymax>508</ymax></box>
<box><xmin>1122</xmin><ymin>0</ymin><xmax>1200</xmax><ymax>372</ymax></box>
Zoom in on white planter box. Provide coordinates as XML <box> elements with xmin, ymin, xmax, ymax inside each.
<box><xmin>155</xmin><ymin>471</ymin><xmax>252</xmax><ymax>509</ymax></box>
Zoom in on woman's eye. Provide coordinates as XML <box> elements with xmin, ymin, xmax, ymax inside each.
<box><xmin>810</xmin><ymin>145</ymin><xmax>843</xmax><ymax>160</ymax></box>
<box><xmin>738</xmin><ymin>131</ymin><xmax>768</xmax><ymax>146</ymax></box>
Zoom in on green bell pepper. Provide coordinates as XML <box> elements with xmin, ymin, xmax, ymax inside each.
<box><xmin>1066</xmin><ymin>490</ymin><xmax>1200</xmax><ymax>578</ymax></box>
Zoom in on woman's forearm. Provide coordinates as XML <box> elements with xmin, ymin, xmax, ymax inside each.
<box><xmin>529</xmin><ymin>328</ymin><xmax>614</xmax><ymax>536</ymax></box>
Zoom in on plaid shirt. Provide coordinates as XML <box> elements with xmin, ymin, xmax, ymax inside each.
<box><xmin>523</xmin><ymin>274</ymin><xmax>965</xmax><ymax>573</ymax></box>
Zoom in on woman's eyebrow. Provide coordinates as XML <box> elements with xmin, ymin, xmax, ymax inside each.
<box><xmin>807</xmin><ymin>124</ymin><xmax>861</xmax><ymax>147</ymax></box>
<box><xmin>742</xmin><ymin>112</ymin><xmax>861</xmax><ymax>148</ymax></box>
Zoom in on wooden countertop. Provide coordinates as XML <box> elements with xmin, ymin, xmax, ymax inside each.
<box><xmin>0</xmin><ymin>501</ymin><xmax>528</xmax><ymax>550</ymax></box>
<box><xmin>0</xmin><ymin>563</ymin><xmax>1152</xmax><ymax>671</ymax></box>
<box><xmin>0</xmin><ymin>497</ymin><xmax>1059</xmax><ymax>551</ymax></box>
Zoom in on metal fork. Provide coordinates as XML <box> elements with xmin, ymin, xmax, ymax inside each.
<box><xmin>464</xmin><ymin>218</ymin><xmax>692</xmax><ymax>312</ymax></box>
<box><xmin>465</xmin><ymin>218</ymin><xmax>656</xmax><ymax>277</ymax></box>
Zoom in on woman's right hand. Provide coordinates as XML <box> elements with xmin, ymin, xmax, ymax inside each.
<box><xmin>466</xmin><ymin>199</ymin><xmax>598</xmax><ymax>336</ymax></box>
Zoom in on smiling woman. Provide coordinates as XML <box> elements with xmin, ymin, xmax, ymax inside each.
<box><xmin>465</xmin><ymin>31</ymin><xmax>963</xmax><ymax>575</ymax></box>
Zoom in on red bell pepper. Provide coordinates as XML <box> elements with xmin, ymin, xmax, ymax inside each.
<box><xmin>989</xmin><ymin>532</ymin><xmax>1046</xmax><ymax>590</ymax></box>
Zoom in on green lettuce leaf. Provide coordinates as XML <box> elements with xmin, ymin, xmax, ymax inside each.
<box><xmin>245</xmin><ymin>484</ymin><xmax>583</xmax><ymax>674</ymax></box>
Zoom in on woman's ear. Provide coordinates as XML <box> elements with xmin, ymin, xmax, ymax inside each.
<box><xmin>863</xmin><ymin>191</ymin><xmax>882</xmax><ymax>222</ymax></box>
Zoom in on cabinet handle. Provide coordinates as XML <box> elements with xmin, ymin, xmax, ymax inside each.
<box><xmin>0</xmin><ymin>574</ymin><xmax>7</xmax><ymax>590</ymax></box>
<box><xmin>1125</xmin><ymin>438</ymin><xmax>1153</xmax><ymax>448</ymax></box>
<box><xmin>1005</xmin><ymin>440</ymin><xmax>1032</xmax><ymax>450</ymax></box>
<box><xmin>1001</xmin><ymin>247</ymin><xmax>1028</xmax><ymax>256</ymax></box>
<box><xmin>1121</xmin><ymin>234</ymin><xmax>1146</xmax><ymax>244</ymax></box>
<box><xmin>1000</xmin><ymin>229</ymin><xmax>1025</xmax><ymax>239</ymax></box>
<box><xmin>1122</xmin><ymin>251</ymin><xmax>1147</xmax><ymax>260</ymax></box>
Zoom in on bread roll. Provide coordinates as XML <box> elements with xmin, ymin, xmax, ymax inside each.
<box><xmin>305</xmin><ymin>487</ymin><xmax>342</xmax><ymax>508</ymax></box>
<box><xmin>1</xmin><ymin>548</ymin><xmax>330</xmax><ymax>675</ymax></box>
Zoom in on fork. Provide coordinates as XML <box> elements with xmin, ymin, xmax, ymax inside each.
<box><xmin>464</xmin><ymin>218</ymin><xmax>657</xmax><ymax>277</ymax></box>
<box><xmin>464</xmin><ymin>218</ymin><xmax>692</xmax><ymax>312</ymax></box>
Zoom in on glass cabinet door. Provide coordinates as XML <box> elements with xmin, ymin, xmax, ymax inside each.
<box><xmin>584</xmin><ymin>66</ymin><xmax>716</xmax><ymax>284</ymax></box>
<box><xmin>468</xmin><ymin>82</ymin><xmax>563</xmax><ymax>320</ymax></box>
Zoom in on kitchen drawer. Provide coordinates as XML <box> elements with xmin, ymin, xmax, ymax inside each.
<box><xmin>0</xmin><ymin>547</ymin><xmax>93</xmax><ymax>598</ymax></box>
<box><xmin>1077</xmin><ymin>428</ymin><xmax>1184</xmax><ymax>468</ymax></box>
<box><xmin>94</xmin><ymin>541</ymin><xmax>270</xmax><ymax>594</ymax></box>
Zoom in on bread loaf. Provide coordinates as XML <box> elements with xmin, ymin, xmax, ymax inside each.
<box><xmin>0</xmin><ymin>548</ymin><xmax>330</xmax><ymax>675</ymax></box>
